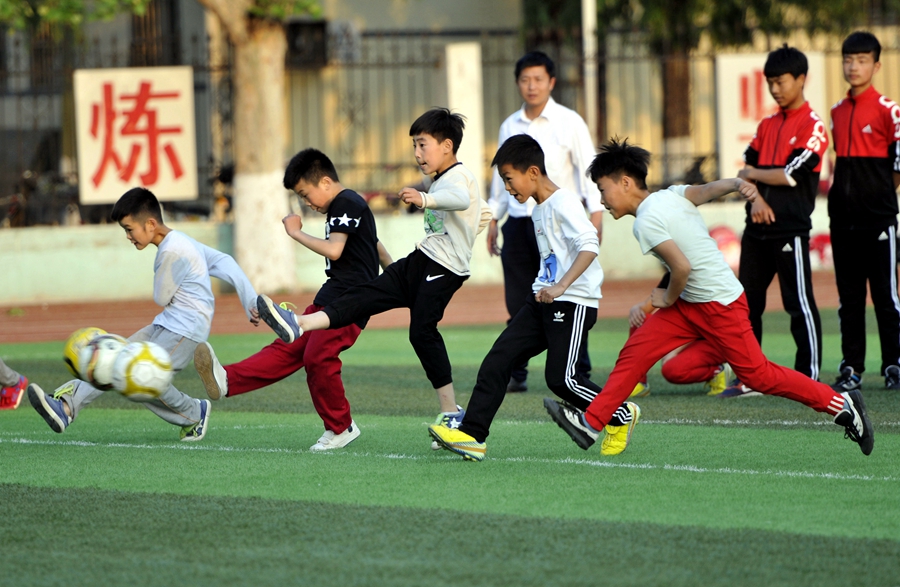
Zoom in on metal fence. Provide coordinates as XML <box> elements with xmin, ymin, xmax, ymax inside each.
<box><xmin>0</xmin><ymin>23</ymin><xmax>233</xmax><ymax>227</ymax></box>
<box><xmin>6</xmin><ymin>21</ymin><xmax>900</xmax><ymax>227</ymax></box>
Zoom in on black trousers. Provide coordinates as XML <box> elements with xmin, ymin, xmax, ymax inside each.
<box><xmin>739</xmin><ymin>233</ymin><xmax>822</xmax><ymax>379</ymax></box>
<box><xmin>323</xmin><ymin>249</ymin><xmax>466</xmax><ymax>389</ymax></box>
<box><xmin>831</xmin><ymin>225</ymin><xmax>900</xmax><ymax>376</ymax></box>
<box><xmin>459</xmin><ymin>297</ymin><xmax>601</xmax><ymax>442</ymax></box>
<box><xmin>501</xmin><ymin>216</ymin><xmax>592</xmax><ymax>381</ymax></box>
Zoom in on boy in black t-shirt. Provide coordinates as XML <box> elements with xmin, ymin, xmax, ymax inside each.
<box><xmin>828</xmin><ymin>31</ymin><xmax>900</xmax><ymax>392</ymax></box>
<box><xmin>193</xmin><ymin>148</ymin><xmax>391</xmax><ymax>451</ymax></box>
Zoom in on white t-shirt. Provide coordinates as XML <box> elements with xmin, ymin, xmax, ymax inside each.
<box><xmin>634</xmin><ymin>185</ymin><xmax>743</xmax><ymax>305</ymax></box>
<box><xmin>532</xmin><ymin>188</ymin><xmax>603</xmax><ymax>307</ymax></box>
<box><xmin>152</xmin><ymin>230</ymin><xmax>258</xmax><ymax>342</ymax></box>
<box><xmin>489</xmin><ymin>97</ymin><xmax>603</xmax><ymax>221</ymax></box>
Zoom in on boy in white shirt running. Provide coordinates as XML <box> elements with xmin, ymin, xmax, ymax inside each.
<box><xmin>545</xmin><ymin>138</ymin><xmax>875</xmax><ymax>456</ymax></box>
<box><xmin>28</xmin><ymin>187</ymin><xmax>258</xmax><ymax>442</ymax></box>
<box><xmin>429</xmin><ymin>134</ymin><xmax>636</xmax><ymax>461</ymax></box>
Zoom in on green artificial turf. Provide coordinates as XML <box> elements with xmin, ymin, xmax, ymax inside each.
<box><xmin>1</xmin><ymin>310</ymin><xmax>898</xmax><ymax>586</ymax></box>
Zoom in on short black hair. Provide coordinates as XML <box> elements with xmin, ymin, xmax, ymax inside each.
<box><xmin>491</xmin><ymin>134</ymin><xmax>546</xmax><ymax>175</ymax></box>
<box><xmin>842</xmin><ymin>31</ymin><xmax>881</xmax><ymax>62</ymax></box>
<box><xmin>588</xmin><ymin>137</ymin><xmax>649</xmax><ymax>189</ymax></box>
<box><xmin>514</xmin><ymin>51</ymin><xmax>556</xmax><ymax>79</ymax></box>
<box><xmin>110</xmin><ymin>187</ymin><xmax>162</xmax><ymax>222</ymax></box>
<box><xmin>764</xmin><ymin>44</ymin><xmax>808</xmax><ymax>79</ymax></box>
<box><xmin>409</xmin><ymin>108</ymin><xmax>465</xmax><ymax>154</ymax></box>
<box><xmin>283</xmin><ymin>148</ymin><xmax>339</xmax><ymax>190</ymax></box>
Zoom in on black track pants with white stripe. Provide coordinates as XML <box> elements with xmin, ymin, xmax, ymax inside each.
<box><xmin>459</xmin><ymin>296</ymin><xmax>600</xmax><ymax>442</ymax></box>
<box><xmin>739</xmin><ymin>233</ymin><xmax>822</xmax><ymax>380</ymax></box>
<box><xmin>832</xmin><ymin>225</ymin><xmax>900</xmax><ymax>375</ymax></box>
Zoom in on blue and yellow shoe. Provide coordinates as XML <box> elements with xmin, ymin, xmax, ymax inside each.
<box><xmin>28</xmin><ymin>382</ymin><xmax>73</xmax><ymax>433</ymax></box>
<box><xmin>704</xmin><ymin>364</ymin><xmax>732</xmax><ymax>396</ymax></box>
<box><xmin>600</xmin><ymin>402</ymin><xmax>640</xmax><ymax>455</ymax></box>
<box><xmin>180</xmin><ymin>400</ymin><xmax>211</xmax><ymax>442</ymax></box>
<box><xmin>430</xmin><ymin>406</ymin><xmax>465</xmax><ymax>450</ymax></box>
<box><xmin>257</xmin><ymin>295</ymin><xmax>302</xmax><ymax>344</ymax></box>
<box><xmin>428</xmin><ymin>424</ymin><xmax>485</xmax><ymax>461</ymax></box>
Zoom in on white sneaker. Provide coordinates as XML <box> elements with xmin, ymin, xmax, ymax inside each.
<box><xmin>310</xmin><ymin>421</ymin><xmax>360</xmax><ymax>451</ymax></box>
<box><xmin>194</xmin><ymin>342</ymin><xmax>228</xmax><ymax>400</ymax></box>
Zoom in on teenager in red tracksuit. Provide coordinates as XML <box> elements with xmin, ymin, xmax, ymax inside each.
<box><xmin>722</xmin><ymin>45</ymin><xmax>828</xmax><ymax>397</ymax></box>
<box><xmin>828</xmin><ymin>31</ymin><xmax>900</xmax><ymax>392</ymax></box>
<box><xmin>192</xmin><ymin>149</ymin><xmax>391</xmax><ymax>452</ymax></box>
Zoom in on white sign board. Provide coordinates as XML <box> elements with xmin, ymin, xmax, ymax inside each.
<box><xmin>716</xmin><ymin>53</ymin><xmax>830</xmax><ymax>181</ymax></box>
<box><xmin>74</xmin><ymin>66</ymin><xmax>198</xmax><ymax>204</ymax></box>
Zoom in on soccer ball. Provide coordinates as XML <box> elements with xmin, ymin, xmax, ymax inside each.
<box><xmin>77</xmin><ymin>334</ymin><xmax>128</xmax><ymax>390</ymax></box>
<box><xmin>112</xmin><ymin>341</ymin><xmax>174</xmax><ymax>402</ymax></box>
<box><xmin>63</xmin><ymin>327</ymin><xmax>108</xmax><ymax>379</ymax></box>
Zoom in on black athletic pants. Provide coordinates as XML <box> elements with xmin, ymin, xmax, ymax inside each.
<box><xmin>739</xmin><ymin>233</ymin><xmax>822</xmax><ymax>380</ymax></box>
<box><xmin>831</xmin><ymin>225</ymin><xmax>900</xmax><ymax>376</ymax></box>
<box><xmin>459</xmin><ymin>296</ymin><xmax>600</xmax><ymax>442</ymax></box>
<box><xmin>501</xmin><ymin>216</ymin><xmax>592</xmax><ymax>382</ymax></box>
<box><xmin>323</xmin><ymin>249</ymin><xmax>466</xmax><ymax>389</ymax></box>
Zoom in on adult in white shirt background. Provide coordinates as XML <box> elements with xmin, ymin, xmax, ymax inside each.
<box><xmin>486</xmin><ymin>51</ymin><xmax>604</xmax><ymax>392</ymax></box>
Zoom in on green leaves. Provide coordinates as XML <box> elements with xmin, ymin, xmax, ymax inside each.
<box><xmin>247</xmin><ymin>0</ymin><xmax>320</xmax><ymax>20</ymax></box>
<box><xmin>0</xmin><ymin>0</ymin><xmax>150</xmax><ymax>29</ymax></box>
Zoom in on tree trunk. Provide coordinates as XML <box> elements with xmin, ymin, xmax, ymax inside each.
<box><xmin>231</xmin><ymin>18</ymin><xmax>294</xmax><ymax>293</ymax></box>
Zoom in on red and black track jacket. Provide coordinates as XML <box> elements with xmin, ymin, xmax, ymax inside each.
<box><xmin>828</xmin><ymin>85</ymin><xmax>900</xmax><ymax>230</ymax></box>
<box><xmin>743</xmin><ymin>102</ymin><xmax>828</xmax><ymax>239</ymax></box>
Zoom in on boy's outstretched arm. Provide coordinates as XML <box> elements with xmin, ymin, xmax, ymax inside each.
<box><xmin>282</xmin><ymin>214</ymin><xmax>348</xmax><ymax>261</ymax></box>
<box><xmin>648</xmin><ymin>240</ymin><xmax>690</xmax><ymax>308</ymax></box>
<box><xmin>535</xmin><ymin>250</ymin><xmax>596</xmax><ymax>304</ymax></box>
<box><xmin>203</xmin><ymin>245</ymin><xmax>259</xmax><ymax>323</ymax></box>
<box><xmin>685</xmin><ymin>178</ymin><xmax>759</xmax><ymax>207</ymax></box>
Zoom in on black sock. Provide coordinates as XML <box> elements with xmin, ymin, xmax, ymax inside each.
<box><xmin>608</xmin><ymin>404</ymin><xmax>633</xmax><ymax>427</ymax></box>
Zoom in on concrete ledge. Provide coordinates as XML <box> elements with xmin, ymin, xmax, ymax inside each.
<box><xmin>0</xmin><ymin>198</ymin><xmax>833</xmax><ymax>306</ymax></box>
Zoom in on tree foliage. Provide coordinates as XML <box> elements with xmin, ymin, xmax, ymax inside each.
<box><xmin>524</xmin><ymin>0</ymin><xmax>900</xmax><ymax>53</ymax></box>
<box><xmin>0</xmin><ymin>0</ymin><xmax>320</xmax><ymax>31</ymax></box>
<box><xmin>0</xmin><ymin>0</ymin><xmax>150</xmax><ymax>29</ymax></box>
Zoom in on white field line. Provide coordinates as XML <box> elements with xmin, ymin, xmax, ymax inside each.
<box><xmin>1</xmin><ymin>436</ymin><xmax>896</xmax><ymax>484</ymax></box>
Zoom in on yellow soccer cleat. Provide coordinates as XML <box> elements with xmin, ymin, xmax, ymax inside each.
<box><xmin>600</xmin><ymin>402</ymin><xmax>641</xmax><ymax>456</ymax></box>
<box><xmin>428</xmin><ymin>424</ymin><xmax>486</xmax><ymax>461</ymax></box>
<box><xmin>704</xmin><ymin>364</ymin><xmax>732</xmax><ymax>396</ymax></box>
<box><xmin>630</xmin><ymin>381</ymin><xmax>650</xmax><ymax>398</ymax></box>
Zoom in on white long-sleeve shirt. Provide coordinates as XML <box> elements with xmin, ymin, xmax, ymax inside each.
<box><xmin>152</xmin><ymin>230</ymin><xmax>258</xmax><ymax>342</ymax></box>
<box><xmin>532</xmin><ymin>188</ymin><xmax>603</xmax><ymax>307</ymax></box>
<box><xmin>489</xmin><ymin>97</ymin><xmax>603</xmax><ymax>221</ymax></box>
<box><xmin>416</xmin><ymin>162</ymin><xmax>492</xmax><ymax>276</ymax></box>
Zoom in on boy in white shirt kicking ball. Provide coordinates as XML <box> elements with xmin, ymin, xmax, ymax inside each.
<box><xmin>28</xmin><ymin>187</ymin><xmax>258</xmax><ymax>442</ymax></box>
<box><xmin>545</xmin><ymin>138</ymin><xmax>875</xmax><ymax>457</ymax></box>
<box><xmin>429</xmin><ymin>134</ymin><xmax>636</xmax><ymax>461</ymax></box>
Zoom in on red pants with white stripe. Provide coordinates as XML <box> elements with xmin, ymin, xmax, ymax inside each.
<box><xmin>225</xmin><ymin>304</ymin><xmax>361</xmax><ymax>434</ymax></box>
<box><xmin>585</xmin><ymin>294</ymin><xmax>845</xmax><ymax>430</ymax></box>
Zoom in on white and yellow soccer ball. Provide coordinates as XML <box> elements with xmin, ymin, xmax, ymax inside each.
<box><xmin>63</xmin><ymin>327</ymin><xmax>108</xmax><ymax>379</ymax></box>
<box><xmin>77</xmin><ymin>333</ymin><xmax>128</xmax><ymax>390</ymax></box>
<box><xmin>112</xmin><ymin>341</ymin><xmax>174</xmax><ymax>402</ymax></box>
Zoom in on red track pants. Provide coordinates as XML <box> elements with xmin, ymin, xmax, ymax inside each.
<box><xmin>225</xmin><ymin>304</ymin><xmax>361</xmax><ymax>434</ymax></box>
<box><xmin>586</xmin><ymin>294</ymin><xmax>845</xmax><ymax>430</ymax></box>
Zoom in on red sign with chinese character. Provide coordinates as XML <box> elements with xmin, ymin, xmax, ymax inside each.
<box><xmin>75</xmin><ymin>67</ymin><xmax>198</xmax><ymax>204</ymax></box>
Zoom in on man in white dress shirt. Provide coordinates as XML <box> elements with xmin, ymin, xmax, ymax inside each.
<box><xmin>486</xmin><ymin>51</ymin><xmax>604</xmax><ymax>392</ymax></box>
